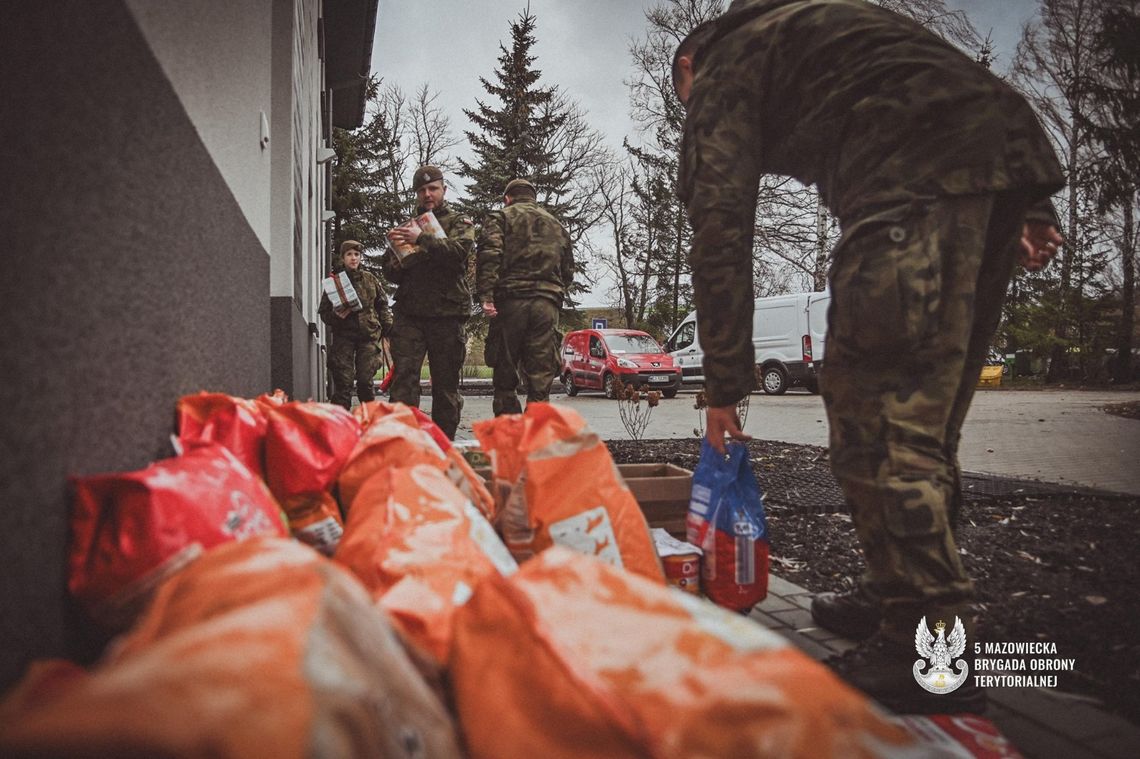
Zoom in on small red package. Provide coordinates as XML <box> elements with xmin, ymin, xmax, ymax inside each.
<box><xmin>264</xmin><ymin>402</ymin><xmax>361</xmax><ymax>555</ymax></box>
<box><xmin>68</xmin><ymin>444</ymin><xmax>288</xmax><ymax>630</ymax></box>
<box><xmin>176</xmin><ymin>392</ymin><xmax>271</xmax><ymax>480</ymax></box>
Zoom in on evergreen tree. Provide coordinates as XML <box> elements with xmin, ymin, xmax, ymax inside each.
<box><xmin>458</xmin><ymin>7</ymin><xmax>565</xmax><ymax>219</ymax></box>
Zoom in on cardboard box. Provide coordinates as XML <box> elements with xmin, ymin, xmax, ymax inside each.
<box><xmin>617</xmin><ymin>463</ymin><xmax>692</xmax><ymax>539</ymax></box>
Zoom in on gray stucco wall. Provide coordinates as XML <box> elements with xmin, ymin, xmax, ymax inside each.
<box><xmin>0</xmin><ymin>3</ymin><xmax>271</xmax><ymax>688</ymax></box>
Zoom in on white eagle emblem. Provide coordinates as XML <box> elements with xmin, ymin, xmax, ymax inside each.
<box><xmin>912</xmin><ymin>616</ymin><xmax>969</xmax><ymax>694</ymax></box>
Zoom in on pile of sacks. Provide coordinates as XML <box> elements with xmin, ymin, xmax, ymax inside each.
<box><xmin>0</xmin><ymin>394</ymin><xmax>957</xmax><ymax>758</ymax></box>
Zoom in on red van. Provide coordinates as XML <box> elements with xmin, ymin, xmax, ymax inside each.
<box><xmin>560</xmin><ymin>329</ymin><xmax>681</xmax><ymax>398</ymax></box>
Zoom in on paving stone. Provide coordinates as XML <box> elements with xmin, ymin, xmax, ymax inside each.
<box><xmin>989</xmin><ymin>688</ymin><xmax>1121</xmax><ymax>742</ymax></box>
<box><xmin>1086</xmin><ymin>726</ymin><xmax>1140</xmax><ymax>758</ymax></box>
<box><xmin>767</xmin><ymin>574</ymin><xmax>809</xmax><ymax>597</ymax></box>
<box><xmin>785</xmin><ymin>592</ymin><xmax>815</xmax><ymax>611</ymax></box>
<box><xmin>768</xmin><ymin>607</ymin><xmax>815</xmax><ymax>631</ymax></box>
<box><xmin>755</xmin><ymin>594</ymin><xmax>797</xmax><ymax>613</ymax></box>
<box><xmin>986</xmin><ymin>711</ymin><xmax>1107</xmax><ymax>759</ymax></box>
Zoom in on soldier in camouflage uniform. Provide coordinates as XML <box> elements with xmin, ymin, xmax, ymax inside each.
<box><xmin>383</xmin><ymin>165</ymin><xmax>476</xmax><ymax>439</ymax></box>
<box><xmin>674</xmin><ymin>0</ymin><xmax>1064</xmax><ymax>713</ymax></box>
<box><xmin>319</xmin><ymin>240</ymin><xmax>392</xmax><ymax>410</ymax></box>
<box><xmin>477</xmin><ymin>178</ymin><xmax>573</xmax><ymax>416</ymax></box>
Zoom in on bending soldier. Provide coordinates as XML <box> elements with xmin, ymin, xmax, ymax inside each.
<box><xmin>674</xmin><ymin>0</ymin><xmax>1064</xmax><ymax>714</ymax></box>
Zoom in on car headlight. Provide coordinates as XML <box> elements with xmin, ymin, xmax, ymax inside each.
<box><xmin>616</xmin><ymin>358</ymin><xmax>638</xmax><ymax>369</ymax></box>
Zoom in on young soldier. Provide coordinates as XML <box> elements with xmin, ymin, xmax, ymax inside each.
<box><xmin>477</xmin><ymin>178</ymin><xmax>573</xmax><ymax>415</ymax></box>
<box><xmin>318</xmin><ymin>240</ymin><xmax>391</xmax><ymax>410</ymax></box>
<box><xmin>383</xmin><ymin>166</ymin><xmax>476</xmax><ymax>439</ymax></box>
<box><xmin>674</xmin><ymin>0</ymin><xmax>1064</xmax><ymax>714</ymax></box>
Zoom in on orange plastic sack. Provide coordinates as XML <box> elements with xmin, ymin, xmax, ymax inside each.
<box><xmin>264</xmin><ymin>401</ymin><xmax>361</xmax><ymax>554</ymax></box>
<box><xmin>68</xmin><ymin>443</ymin><xmax>288</xmax><ymax>630</ymax></box>
<box><xmin>354</xmin><ymin>400</ymin><xmax>452</xmax><ymax>451</ymax></box>
<box><xmin>450</xmin><ymin>546</ymin><xmax>919</xmax><ymax>759</ymax></box>
<box><xmin>176</xmin><ymin>392</ymin><xmax>271</xmax><ymax>480</ymax></box>
<box><xmin>474</xmin><ymin>403</ymin><xmax>662</xmax><ymax>582</ymax></box>
<box><xmin>340</xmin><ymin>408</ymin><xmax>495</xmax><ymax>521</ymax></box>
<box><xmin>1</xmin><ymin>538</ymin><xmax>463</xmax><ymax>759</ymax></box>
<box><xmin>335</xmin><ymin>464</ymin><xmax>516</xmax><ymax>664</ymax></box>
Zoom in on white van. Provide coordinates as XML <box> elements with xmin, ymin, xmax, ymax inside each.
<box><xmin>664</xmin><ymin>291</ymin><xmax>831</xmax><ymax>394</ymax></box>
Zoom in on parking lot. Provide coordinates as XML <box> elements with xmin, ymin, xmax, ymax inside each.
<box><xmin>443</xmin><ymin>386</ymin><xmax>1140</xmax><ymax>495</ymax></box>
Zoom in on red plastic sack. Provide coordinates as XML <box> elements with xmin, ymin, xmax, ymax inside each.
<box><xmin>335</xmin><ymin>464</ymin><xmax>517</xmax><ymax>664</ymax></box>
<box><xmin>687</xmin><ymin>440</ymin><xmax>769</xmax><ymax>611</ymax></box>
<box><xmin>176</xmin><ymin>392</ymin><xmax>270</xmax><ymax>480</ymax></box>
<box><xmin>264</xmin><ymin>401</ymin><xmax>361</xmax><ymax>554</ymax></box>
<box><xmin>474</xmin><ymin>404</ymin><xmax>663</xmax><ymax>582</ymax></box>
<box><xmin>3</xmin><ymin>539</ymin><xmax>464</xmax><ymax>759</ymax></box>
<box><xmin>449</xmin><ymin>547</ymin><xmax>917</xmax><ymax>759</ymax></box>
<box><xmin>68</xmin><ymin>444</ymin><xmax>288</xmax><ymax>630</ymax></box>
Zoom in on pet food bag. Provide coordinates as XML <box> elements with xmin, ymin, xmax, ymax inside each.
<box><xmin>449</xmin><ymin>546</ymin><xmax>919</xmax><ymax>759</ymax></box>
<box><xmin>264</xmin><ymin>401</ymin><xmax>361</xmax><ymax>555</ymax></box>
<box><xmin>474</xmin><ymin>403</ymin><xmax>663</xmax><ymax>582</ymax></box>
<box><xmin>68</xmin><ymin>443</ymin><xmax>288</xmax><ymax>630</ymax></box>
<box><xmin>339</xmin><ymin>407</ymin><xmax>494</xmax><ymax>521</ymax></box>
<box><xmin>176</xmin><ymin>392</ymin><xmax>271</xmax><ymax>480</ymax></box>
<box><xmin>335</xmin><ymin>464</ymin><xmax>516</xmax><ymax>664</ymax></box>
<box><xmin>3</xmin><ymin>538</ymin><xmax>463</xmax><ymax>759</ymax></box>
<box><xmin>687</xmin><ymin>439</ymin><xmax>770</xmax><ymax>611</ymax></box>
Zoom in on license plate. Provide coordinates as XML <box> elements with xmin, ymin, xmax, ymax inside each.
<box><xmin>648</xmin><ymin>375</ymin><xmax>670</xmax><ymax>383</ymax></box>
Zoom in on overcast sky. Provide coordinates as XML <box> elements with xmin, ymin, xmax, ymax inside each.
<box><xmin>370</xmin><ymin>0</ymin><xmax>1044</xmax><ymax>305</ymax></box>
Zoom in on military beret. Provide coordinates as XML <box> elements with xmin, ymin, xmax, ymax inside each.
<box><xmin>340</xmin><ymin>240</ymin><xmax>363</xmax><ymax>254</ymax></box>
<box><xmin>412</xmin><ymin>165</ymin><xmax>444</xmax><ymax>190</ymax></box>
<box><xmin>504</xmin><ymin>178</ymin><xmax>536</xmax><ymax>196</ymax></box>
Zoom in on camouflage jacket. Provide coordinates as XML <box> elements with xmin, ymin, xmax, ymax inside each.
<box><xmin>678</xmin><ymin>0</ymin><xmax>1066</xmax><ymax>406</ymax></box>
<box><xmin>381</xmin><ymin>201</ymin><xmax>476</xmax><ymax>319</ymax></box>
<box><xmin>318</xmin><ymin>267</ymin><xmax>392</xmax><ymax>340</ymax></box>
<box><xmin>476</xmin><ymin>199</ymin><xmax>573</xmax><ymax>304</ymax></box>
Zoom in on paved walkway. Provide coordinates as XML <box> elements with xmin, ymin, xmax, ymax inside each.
<box><xmin>451</xmin><ymin>386</ymin><xmax>1140</xmax><ymax>495</ymax></box>
<box><xmin>434</xmin><ymin>385</ymin><xmax>1140</xmax><ymax>755</ymax></box>
<box><xmin>754</xmin><ymin>574</ymin><xmax>1140</xmax><ymax>758</ymax></box>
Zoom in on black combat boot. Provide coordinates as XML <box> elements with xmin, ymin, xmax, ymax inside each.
<box><xmin>810</xmin><ymin>587</ymin><xmax>882</xmax><ymax>640</ymax></box>
<box><xmin>825</xmin><ymin>627</ymin><xmax>986</xmax><ymax>715</ymax></box>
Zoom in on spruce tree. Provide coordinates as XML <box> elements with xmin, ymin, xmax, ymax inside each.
<box><xmin>459</xmin><ymin>7</ymin><xmax>565</xmax><ymax>219</ymax></box>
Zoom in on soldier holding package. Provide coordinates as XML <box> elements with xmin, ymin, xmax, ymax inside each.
<box><xmin>318</xmin><ymin>240</ymin><xmax>392</xmax><ymax>410</ymax></box>
<box><xmin>673</xmin><ymin>0</ymin><xmax>1064</xmax><ymax>713</ymax></box>
<box><xmin>477</xmin><ymin>178</ymin><xmax>573</xmax><ymax>416</ymax></box>
<box><xmin>383</xmin><ymin>165</ymin><xmax>476</xmax><ymax>439</ymax></box>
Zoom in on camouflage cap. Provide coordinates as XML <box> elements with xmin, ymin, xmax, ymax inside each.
<box><xmin>340</xmin><ymin>240</ymin><xmax>363</xmax><ymax>255</ymax></box>
<box><xmin>503</xmin><ymin>178</ymin><xmax>536</xmax><ymax>196</ymax></box>
<box><xmin>412</xmin><ymin>165</ymin><xmax>444</xmax><ymax>190</ymax></box>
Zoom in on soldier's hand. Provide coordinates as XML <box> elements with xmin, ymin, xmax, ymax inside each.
<box><xmin>1019</xmin><ymin>222</ymin><xmax>1062</xmax><ymax>272</ymax></box>
<box><xmin>706</xmin><ymin>405</ymin><xmax>751</xmax><ymax>454</ymax></box>
<box><xmin>334</xmin><ymin>307</ymin><xmax>352</xmax><ymax>319</ymax></box>
<box><xmin>482</xmin><ymin>301</ymin><xmax>498</xmax><ymax>318</ymax></box>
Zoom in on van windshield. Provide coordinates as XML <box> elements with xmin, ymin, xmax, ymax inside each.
<box><xmin>605</xmin><ymin>334</ymin><xmax>662</xmax><ymax>354</ymax></box>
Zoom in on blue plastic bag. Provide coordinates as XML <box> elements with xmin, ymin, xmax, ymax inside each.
<box><xmin>686</xmin><ymin>440</ymin><xmax>770</xmax><ymax>611</ymax></box>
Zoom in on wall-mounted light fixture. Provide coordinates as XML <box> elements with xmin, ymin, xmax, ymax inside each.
<box><xmin>317</xmin><ymin>145</ymin><xmax>336</xmax><ymax>164</ymax></box>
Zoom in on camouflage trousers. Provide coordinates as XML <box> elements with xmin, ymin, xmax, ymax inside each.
<box><xmin>387</xmin><ymin>314</ymin><xmax>466</xmax><ymax>439</ymax></box>
<box><xmin>327</xmin><ymin>333</ymin><xmax>380</xmax><ymax>410</ymax></box>
<box><xmin>484</xmin><ymin>297</ymin><xmax>559</xmax><ymax>416</ymax></box>
<box><xmin>821</xmin><ymin>191</ymin><xmax>1030</xmax><ymax>638</ymax></box>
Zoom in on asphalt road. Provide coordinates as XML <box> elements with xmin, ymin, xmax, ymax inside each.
<box><xmin>442</xmin><ymin>387</ymin><xmax>1140</xmax><ymax>495</ymax></box>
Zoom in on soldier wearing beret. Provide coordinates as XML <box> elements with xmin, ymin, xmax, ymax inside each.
<box><xmin>477</xmin><ymin>178</ymin><xmax>573</xmax><ymax>415</ymax></box>
<box><xmin>674</xmin><ymin>0</ymin><xmax>1065</xmax><ymax>713</ymax></box>
<box><xmin>319</xmin><ymin>240</ymin><xmax>392</xmax><ymax>410</ymax></box>
<box><xmin>383</xmin><ymin>165</ymin><xmax>476</xmax><ymax>439</ymax></box>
